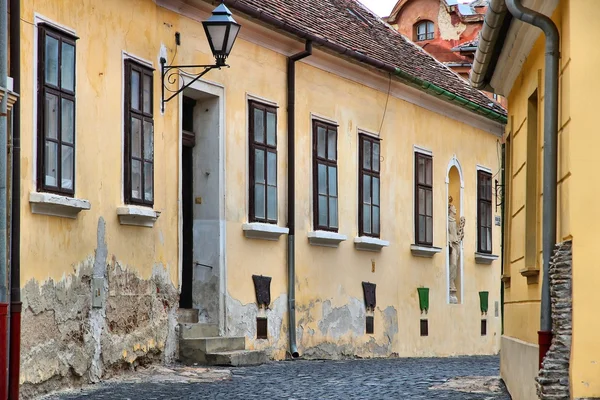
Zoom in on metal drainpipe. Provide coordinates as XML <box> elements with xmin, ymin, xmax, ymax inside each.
<box><xmin>8</xmin><ymin>0</ymin><xmax>21</xmax><ymax>395</ymax></box>
<box><xmin>287</xmin><ymin>40</ymin><xmax>312</xmax><ymax>359</ymax></box>
<box><xmin>505</xmin><ymin>0</ymin><xmax>560</xmax><ymax>370</ymax></box>
<box><xmin>0</xmin><ymin>0</ymin><xmax>9</xmax><ymax>396</ymax></box>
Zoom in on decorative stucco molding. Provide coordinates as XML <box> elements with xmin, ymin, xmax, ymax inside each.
<box><xmin>242</xmin><ymin>223</ymin><xmax>288</xmax><ymax>241</ymax></box>
<box><xmin>29</xmin><ymin>192</ymin><xmax>91</xmax><ymax>219</ymax></box>
<box><xmin>536</xmin><ymin>240</ymin><xmax>572</xmax><ymax>400</ymax></box>
<box><xmin>410</xmin><ymin>244</ymin><xmax>442</xmax><ymax>258</ymax></box>
<box><xmin>307</xmin><ymin>231</ymin><xmax>347</xmax><ymax>248</ymax></box>
<box><xmin>474</xmin><ymin>252</ymin><xmax>499</xmax><ymax>265</ymax></box>
<box><xmin>116</xmin><ymin>205</ymin><xmax>160</xmax><ymax>227</ymax></box>
<box><xmin>354</xmin><ymin>236</ymin><xmax>389</xmax><ymax>252</ymax></box>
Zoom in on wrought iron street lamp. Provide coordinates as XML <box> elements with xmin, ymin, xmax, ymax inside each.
<box><xmin>160</xmin><ymin>2</ymin><xmax>240</xmax><ymax>112</ymax></box>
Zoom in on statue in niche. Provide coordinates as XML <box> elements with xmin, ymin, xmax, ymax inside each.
<box><xmin>448</xmin><ymin>196</ymin><xmax>465</xmax><ymax>303</ymax></box>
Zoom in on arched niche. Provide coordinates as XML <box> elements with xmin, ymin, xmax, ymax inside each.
<box><xmin>445</xmin><ymin>156</ymin><xmax>464</xmax><ymax>304</ymax></box>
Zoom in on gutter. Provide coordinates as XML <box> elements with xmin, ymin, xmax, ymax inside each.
<box><xmin>223</xmin><ymin>0</ymin><xmax>506</xmax><ymax>124</ymax></box>
<box><xmin>505</xmin><ymin>0</ymin><xmax>559</xmax><ymax>370</ymax></box>
<box><xmin>470</xmin><ymin>0</ymin><xmax>512</xmax><ymax>91</ymax></box>
<box><xmin>286</xmin><ymin>40</ymin><xmax>312</xmax><ymax>359</ymax></box>
<box><xmin>8</xmin><ymin>0</ymin><xmax>21</xmax><ymax>395</ymax></box>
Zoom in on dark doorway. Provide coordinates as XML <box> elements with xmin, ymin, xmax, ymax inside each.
<box><xmin>180</xmin><ymin>97</ymin><xmax>196</xmax><ymax>309</ymax></box>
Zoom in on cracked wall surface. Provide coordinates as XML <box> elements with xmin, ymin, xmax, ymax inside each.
<box><xmin>19</xmin><ymin>218</ymin><xmax>178</xmax><ymax>399</ymax></box>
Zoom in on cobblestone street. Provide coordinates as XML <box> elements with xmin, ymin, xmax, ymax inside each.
<box><xmin>45</xmin><ymin>356</ymin><xmax>511</xmax><ymax>399</ymax></box>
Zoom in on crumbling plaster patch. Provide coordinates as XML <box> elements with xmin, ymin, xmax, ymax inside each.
<box><xmin>225</xmin><ymin>294</ymin><xmax>287</xmax><ymax>358</ymax></box>
<box><xmin>299</xmin><ymin>299</ymin><xmax>398</xmax><ymax>360</ymax></box>
<box><xmin>19</xmin><ymin>217</ymin><xmax>178</xmax><ymax>399</ymax></box>
<box><xmin>438</xmin><ymin>1</ymin><xmax>466</xmax><ymax>40</ymax></box>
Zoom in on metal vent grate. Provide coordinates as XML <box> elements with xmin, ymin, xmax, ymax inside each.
<box><xmin>366</xmin><ymin>316</ymin><xmax>374</xmax><ymax>334</ymax></box>
<box><xmin>420</xmin><ymin>319</ymin><xmax>428</xmax><ymax>336</ymax></box>
<box><xmin>257</xmin><ymin>317</ymin><xmax>268</xmax><ymax>339</ymax></box>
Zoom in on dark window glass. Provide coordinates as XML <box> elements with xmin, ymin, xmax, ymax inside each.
<box><xmin>124</xmin><ymin>60</ymin><xmax>154</xmax><ymax>205</ymax></box>
<box><xmin>313</xmin><ymin>121</ymin><xmax>338</xmax><ymax>231</ymax></box>
<box><xmin>415</xmin><ymin>152</ymin><xmax>433</xmax><ymax>245</ymax></box>
<box><xmin>416</xmin><ymin>21</ymin><xmax>435</xmax><ymax>41</ymax></box>
<box><xmin>359</xmin><ymin>135</ymin><xmax>381</xmax><ymax>237</ymax></box>
<box><xmin>249</xmin><ymin>102</ymin><xmax>278</xmax><ymax>223</ymax></box>
<box><xmin>478</xmin><ymin>170</ymin><xmax>493</xmax><ymax>253</ymax></box>
<box><xmin>37</xmin><ymin>25</ymin><xmax>77</xmax><ymax>195</ymax></box>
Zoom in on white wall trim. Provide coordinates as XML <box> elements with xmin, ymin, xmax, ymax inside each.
<box><xmin>445</xmin><ymin>155</ymin><xmax>465</xmax><ymax>188</ymax></box>
<box><xmin>413</xmin><ymin>145</ymin><xmax>433</xmax><ymax>156</ymax></box>
<box><xmin>122</xmin><ymin>50</ymin><xmax>155</xmax><ymax>68</ymax></box>
<box><xmin>34</xmin><ymin>13</ymin><xmax>77</xmax><ymax>35</ymax></box>
<box><xmin>445</xmin><ymin>156</ymin><xmax>465</xmax><ymax>304</ymax></box>
<box><xmin>476</xmin><ymin>164</ymin><xmax>493</xmax><ymax>174</ymax></box>
<box><xmin>358</xmin><ymin>128</ymin><xmax>381</xmax><ymax>139</ymax></box>
<box><xmin>310</xmin><ymin>112</ymin><xmax>339</xmax><ymax>126</ymax></box>
<box><xmin>246</xmin><ymin>92</ymin><xmax>279</xmax><ymax>108</ymax></box>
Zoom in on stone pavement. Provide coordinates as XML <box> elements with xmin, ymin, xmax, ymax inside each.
<box><xmin>44</xmin><ymin>356</ymin><xmax>511</xmax><ymax>399</ymax></box>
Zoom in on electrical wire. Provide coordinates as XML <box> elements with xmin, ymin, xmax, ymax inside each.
<box><xmin>378</xmin><ymin>73</ymin><xmax>392</xmax><ymax>135</ymax></box>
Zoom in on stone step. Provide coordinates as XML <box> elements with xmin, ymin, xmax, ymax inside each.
<box><xmin>180</xmin><ymin>336</ymin><xmax>246</xmax><ymax>354</ymax></box>
<box><xmin>177</xmin><ymin>308</ymin><xmax>199</xmax><ymax>324</ymax></box>
<box><xmin>179</xmin><ymin>323</ymin><xmax>219</xmax><ymax>339</ymax></box>
<box><xmin>205</xmin><ymin>350</ymin><xmax>269</xmax><ymax>367</ymax></box>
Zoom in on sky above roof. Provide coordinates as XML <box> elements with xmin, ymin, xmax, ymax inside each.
<box><xmin>358</xmin><ymin>0</ymin><xmax>476</xmax><ymax>17</ymax></box>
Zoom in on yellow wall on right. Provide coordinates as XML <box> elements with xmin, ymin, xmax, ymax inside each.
<box><xmin>568</xmin><ymin>0</ymin><xmax>600</xmax><ymax>397</ymax></box>
<box><xmin>501</xmin><ymin>0</ymin><xmax>573</xmax><ymax>398</ymax></box>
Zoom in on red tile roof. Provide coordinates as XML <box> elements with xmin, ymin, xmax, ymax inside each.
<box><xmin>223</xmin><ymin>0</ymin><xmax>506</xmax><ymax>119</ymax></box>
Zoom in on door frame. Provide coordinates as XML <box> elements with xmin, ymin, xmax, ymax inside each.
<box><xmin>177</xmin><ymin>77</ymin><xmax>227</xmax><ymax>333</ymax></box>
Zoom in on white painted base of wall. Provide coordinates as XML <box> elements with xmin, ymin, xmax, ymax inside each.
<box><xmin>500</xmin><ymin>335</ymin><xmax>539</xmax><ymax>400</ymax></box>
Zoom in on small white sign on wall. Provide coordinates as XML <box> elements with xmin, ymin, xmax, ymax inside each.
<box><xmin>495</xmin><ymin>216</ymin><xmax>501</xmax><ymax>226</ymax></box>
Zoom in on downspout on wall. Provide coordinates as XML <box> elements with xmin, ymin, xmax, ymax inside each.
<box><xmin>505</xmin><ymin>0</ymin><xmax>560</xmax><ymax>370</ymax></box>
<box><xmin>287</xmin><ymin>40</ymin><xmax>312</xmax><ymax>359</ymax></box>
<box><xmin>8</xmin><ymin>0</ymin><xmax>21</xmax><ymax>395</ymax></box>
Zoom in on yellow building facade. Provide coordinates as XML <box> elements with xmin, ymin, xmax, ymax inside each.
<box><xmin>12</xmin><ymin>0</ymin><xmax>505</xmax><ymax>396</ymax></box>
<box><xmin>472</xmin><ymin>0</ymin><xmax>600</xmax><ymax>399</ymax></box>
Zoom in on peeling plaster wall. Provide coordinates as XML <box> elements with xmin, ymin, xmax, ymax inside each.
<box><xmin>437</xmin><ymin>1</ymin><xmax>466</xmax><ymax>40</ymax></box>
<box><xmin>19</xmin><ymin>218</ymin><xmax>178</xmax><ymax>399</ymax></box>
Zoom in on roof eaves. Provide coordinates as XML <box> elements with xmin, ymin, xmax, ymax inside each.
<box><xmin>223</xmin><ymin>0</ymin><xmax>506</xmax><ymax>123</ymax></box>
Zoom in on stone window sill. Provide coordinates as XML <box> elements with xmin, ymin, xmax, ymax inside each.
<box><xmin>475</xmin><ymin>252</ymin><xmax>499</xmax><ymax>265</ymax></box>
<box><xmin>29</xmin><ymin>192</ymin><xmax>91</xmax><ymax>219</ymax></box>
<box><xmin>308</xmin><ymin>231</ymin><xmax>347</xmax><ymax>248</ymax></box>
<box><xmin>501</xmin><ymin>274</ymin><xmax>511</xmax><ymax>288</ymax></box>
<box><xmin>116</xmin><ymin>205</ymin><xmax>160</xmax><ymax>228</ymax></box>
<box><xmin>354</xmin><ymin>236</ymin><xmax>390</xmax><ymax>252</ymax></box>
<box><xmin>410</xmin><ymin>244</ymin><xmax>442</xmax><ymax>258</ymax></box>
<box><xmin>242</xmin><ymin>222</ymin><xmax>288</xmax><ymax>241</ymax></box>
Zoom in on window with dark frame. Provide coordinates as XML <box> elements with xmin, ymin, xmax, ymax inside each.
<box><xmin>415</xmin><ymin>21</ymin><xmax>435</xmax><ymax>41</ymax></box>
<box><xmin>37</xmin><ymin>25</ymin><xmax>77</xmax><ymax>196</ymax></box>
<box><xmin>477</xmin><ymin>170</ymin><xmax>493</xmax><ymax>253</ymax></box>
<box><xmin>313</xmin><ymin>120</ymin><xmax>338</xmax><ymax>231</ymax></box>
<box><xmin>124</xmin><ymin>59</ymin><xmax>154</xmax><ymax>206</ymax></box>
<box><xmin>249</xmin><ymin>101</ymin><xmax>278</xmax><ymax>223</ymax></box>
<box><xmin>359</xmin><ymin>134</ymin><xmax>381</xmax><ymax>237</ymax></box>
<box><xmin>415</xmin><ymin>152</ymin><xmax>433</xmax><ymax>246</ymax></box>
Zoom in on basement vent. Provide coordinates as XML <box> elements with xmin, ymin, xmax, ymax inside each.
<box><xmin>481</xmin><ymin>319</ymin><xmax>487</xmax><ymax>336</ymax></box>
<box><xmin>257</xmin><ymin>317</ymin><xmax>268</xmax><ymax>339</ymax></box>
<box><xmin>366</xmin><ymin>316</ymin><xmax>374</xmax><ymax>334</ymax></box>
<box><xmin>420</xmin><ymin>319</ymin><xmax>428</xmax><ymax>337</ymax></box>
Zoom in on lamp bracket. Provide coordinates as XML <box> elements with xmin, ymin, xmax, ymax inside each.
<box><xmin>160</xmin><ymin>57</ymin><xmax>229</xmax><ymax>112</ymax></box>
<box><xmin>494</xmin><ymin>179</ymin><xmax>504</xmax><ymax>212</ymax></box>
